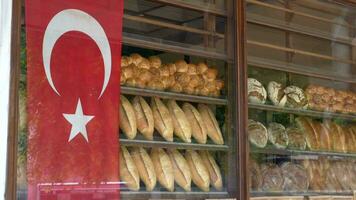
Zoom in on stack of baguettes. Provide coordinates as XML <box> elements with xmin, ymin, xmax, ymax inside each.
<box><xmin>120</xmin><ymin>147</ymin><xmax>223</xmax><ymax>192</ymax></box>
<box><xmin>295</xmin><ymin>117</ymin><xmax>356</xmax><ymax>153</ymax></box>
<box><xmin>119</xmin><ymin>95</ymin><xmax>224</xmax><ymax>145</ymax></box>
<box><xmin>305</xmin><ymin>84</ymin><xmax>356</xmax><ymax>114</ymax></box>
<box><xmin>120</xmin><ymin>53</ymin><xmax>224</xmax><ymax>97</ymax></box>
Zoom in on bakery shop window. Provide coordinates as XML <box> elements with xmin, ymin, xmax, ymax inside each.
<box><xmin>247</xmin><ymin>0</ymin><xmax>356</xmax><ymax>199</ymax></box>
<box><xmin>17</xmin><ymin>0</ymin><xmax>238</xmax><ymax>199</ymax></box>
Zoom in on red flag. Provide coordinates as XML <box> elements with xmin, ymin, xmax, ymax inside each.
<box><xmin>26</xmin><ymin>0</ymin><xmax>123</xmax><ymax>199</ymax></box>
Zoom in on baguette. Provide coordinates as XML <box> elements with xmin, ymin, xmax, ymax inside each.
<box><xmin>309</xmin><ymin>121</ymin><xmax>331</xmax><ymax>151</ymax></box>
<box><xmin>323</xmin><ymin>121</ymin><xmax>347</xmax><ymax>153</ymax></box>
<box><xmin>120</xmin><ymin>95</ymin><xmax>137</xmax><ymax>139</ymax></box>
<box><xmin>182</xmin><ymin>103</ymin><xmax>208</xmax><ymax>144</ymax></box>
<box><xmin>199</xmin><ymin>151</ymin><xmax>223</xmax><ymax>191</ymax></box>
<box><xmin>167</xmin><ymin>149</ymin><xmax>191</xmax><ymax>191</ymax></box>
<box><xmin>198</xmin><ymin>104</ymin><xmax>224</xmax><ymax>144</ymax></box>
<box><xmin>132</xmin><ymin>96</ymin><xmax>154</xmax><ymax>140</ymax></box>
<box><xmin>120</xmin><ymin>146</ymin><xmax>140</xmax><ymax>191</ymax></box>
<box><xmin>151</xmin><ymin>97</ymin><xmax>174</xmax><ymax>142</ymax></box>
<box><xmin>167</xmin><ymin>100</ymin><xmax>192</xmax><ymax>143</ymax></box>
<box><xmin>185</xmin><ymin>150</ymin><xmax>210</xmax><ymax>192</ymax></box>
<box><xmin>150</xmin><ymin>148</ymin><xmax>174</xmax><ymax>192</ymax></box>
<box><xmin>131</xmin><ymin>147</ymin><xmax>157</xmax><ymax>191</ymax></box>
<box><xmin>295</xmin><ymin>117</ymin><xmax>319</xmax><ymax>150</ymax></box>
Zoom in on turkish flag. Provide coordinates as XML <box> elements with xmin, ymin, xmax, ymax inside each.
<box><xmin>26</xmin><ymin>0</ymin><xmax>123</xmax><ymax>199</ymax></box>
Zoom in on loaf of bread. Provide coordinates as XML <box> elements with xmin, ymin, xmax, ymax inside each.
<box><xmin>199</xmin><ymin>151</ymin><xmax>223</xmax><ymax>191</ymax></box>
<box><xmin>151</xmin><ymin>97</ymin><xmax>173</xmax><ymax>142</ymax></box>
<box><xmin>248</xmin><ymin>119</ymin><xmax>268</xmax><ymax>148</ymax></box>
<box><xmin>323</xmin><ymin>121</ymin><xmax>347</xmax><ymax>153</ymax></box>
<box><xmin>185</xmin><ymin>150</ymin><xmax>210</xmax><ymax>192</ymax></box>
<box><xmin>309</xmin><ymin>121</ymin><xmax>331</xmax><ymax>151</ymax></box>
<box><xmin>182</xmin><ymin>103</ymin><xmax>207</xmax><ymax>144</ymax></box>
<box><xmin>120</xmin><ymin>95</ymin><xmax>137</xmax><ymax>139</ymax></box>
<box><xmin>284</xmin><ymin>86</ymin><xmax>308</xmax><ymax>109</ymax></box>
<box><xmin>295</xmin><ymin>117</ymin><xmax>319</xmax><ymax>150</ymax></box>
<box><xmin>286</xmin><ymin>127</ymin><xmax>306</xmax><ymax>150</ymax></box>
<box><xmin>132</xmin><ymin>96</ymin><xmax>154</xmax><ymax>140</ymax></box>
<box><xmin>120</xmin><ymin>146</ymin><xmax>140</xmax><ymax>191</ymax></box>
<box><xmin>167</xmin><ymin>100</ymin><xmax>192</xmax><ymax>143</ymax></box>
<box><xmin>280</xmin><ymin>162</ymin><xmax>309</xmax><ymax>192</ymax></box>
<box><xmin>198</xmin><ymin>104</ymin><xmax>224</xmax><ymax>144</ymax></box>
<box><xmin>131</xmin><ymin>147</ymin><xmax>157</xmax><ymax>191</ymax></box>
<box><xmin>249</xmin><ymin>158</ymin><xmax>261</xmax><ymax>191</ymax></box>
<box><xmin>167</xmin><ymin>149</ymin><xmax>191</xmax><ymax>191</ymax></box>
<box><xmin>150</xmin><ymin>148</ymin><xmax>174</xmax><ymax>192</ymax></box>
<box><xmin>248</xmin><ymin>78</ymin><xmax>267</xmax><ymax>104</ymax></box>
<box><xmin>267</xmin><ymin>122</ymin><xmax>288</xmax><ymax>149</ymax></box>
<box><xmin>267</xmin><ymin>81</ymin><xmax>287</xmax><ymax>107</ymax></box>
<box><xmin>260</xmin><ymin>164</ymin><xmax>284</xmax><ymax>191</ymax></box>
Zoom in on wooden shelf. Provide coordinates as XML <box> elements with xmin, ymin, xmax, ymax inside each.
<box><xmin>121</xmin><ymin>86</ymin><xmax>228</xmax><ymax>105</ymax></box>
<box><xmin>251</xmin><ymin>191</ymin><xmax>353</xmax><ymax>197</ymax></box>
<box><xmin>120</xmin><ymin>138</ymin><xmax>229</xmax><ymax>151</ymax></box>
<box><xmin>121</xmin><ymin>191</ymin><xmax>229</xmax><ymax>199</ymax></box>
<box><xmin>249</xmin><ymin>103</ymin><xmax>356</xmax><ymax>121</ymax></box>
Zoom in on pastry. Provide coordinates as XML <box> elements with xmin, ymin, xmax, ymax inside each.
<box><xmin>170</xmin><ymin>83</ymin><xmax>183</xmax><ymax>93</ymax></box>
<box><xmin>295</xmin><ymin>117</ymin><xmax>319</xmax><ymax>150</ymax></box>
<box><xmin>203</xmin><ymin>68</ymin><xmax>218</xmax><ymax>81</ymax></box>
<box><xmin>120</xmin><ymin>146</ymin><xmax>140</xmax><ymax>191</ymax></box>
<box><xmin>119</xmin><ymin>95</ymin><xmax>137</xmax><ymax>139</ymax></box>
<box><xmin>147</xmin><ymin>80</ymin><xmax>165</xmax><ymax>91</ymax></box>
<box><xmin>197</xmin><ymin>104</ymin><xmax>224</xmax><ymax>144</ymax></box>
<box><xmin>182</xmin><ymin>103</ymin><xmax>208</xmax><ymax>144</ymax></box>
<box><xmin>248</xmin><ymin>119</ymin><xmax>268</xmax><ymax>148</ymax></box>
<box><xmin>167</xmin><ymin>149</ymin><xmax>191</xmax><ymax>191</ymax></box>
<box><xmin>151</xmin><ymin>97</ymin><xmax>174</xmax><ymax>142</ymax></box>
<box><xmin>267</xmin><ymin>122</ymin><xmax>288</xmax><ymax>149</ymax></box>
<box><xmin>159</xmin><ymin>66</ymin><xmax>170</xmax><ymax>77</ymax></box>
<box><xmin>248</xmin><ymin>78</ymin><xmax>267</xmax><ymax>104</ymax></box>
<box><xmin>167</xmin><ymin>63</ymin><xmax>176</xmax><ymax>75</ymax></box>
<box><xmin>167</xmin><ymin>100</ymin><xmax>192</xmax><ymax>143</ymax></box>
<box><xmin>196</xmin><ymin>62</ymin><xmax>208</xmax><ymax>74</ymax></box>
<box><xmin>137</xmin><ymin>58</ymin><xmax>150</xmax><ymax>69</ymax></box>
<box><xmin>286</xmin><ymin>127</ymin><xmax>306</xmax><ymax>150</ymax></box>
<box><xmin>131</xmin><ymin>147</ymin><xmax>157</xmax><ymax>191</ymax></box>
<box><xmin>187</xmin><ymin>63</ymin><xmax>197</xmax><ymax>75</ymax></box>
<box><xmin>130</xmin><ymin>53</ymin><xmax>143</xmax><ymax>66</ymax></box>
<box><xmin>121</xmin><ymin>56</ymin><xmax>132</xmax><ymax>67</ymax></box>
<box><xmin>150</xmin><ymin>148</ymin><xmax>174</xmax><ymax>192</ymax></box>
<box><xmin>267</xmin><ymin>81</ymin><xmax>287</xmax><ymax>107</ymax></box>
<box><xmin>148</xmin><ymin>56</ymin><xmax>161</xmax><ymax>69</ymax></box>
<box><xmin>281</xmin><ymin>162</ymin><xmax>309</xmax><ymax>192</ymax></box>
<box><xmin>199</xmin><ymin>151</ymin><xmax>223</xmax><ymax>191</ymax></box>
<box><xmin>132</xmin><ymin>96</ymin><xmax>154</xmax><ymax>140</ymax></box>
<box><xmin>175</xmin><ymin>60</ymin><xmax>188</xmax><ymax>73</ymax></box>
<box><xmin>284</xmin><ymin>86</ymin><xmax>308</xmax><ymax>109</ymax></box>
<box><xmin>185</xmin><ymin>150</ymin><xmax>210</xmax><ymax>192</ymax></box>
<box><xmin>122</xmin><ymin>66</ymin><xmax>134</xmax><ymax>79</ymax></box>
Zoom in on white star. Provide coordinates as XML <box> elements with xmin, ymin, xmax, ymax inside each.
<box><xmin>63</xmin><ymin>99</ymin><xmax>94</xmax><ymax>142</ymax></box>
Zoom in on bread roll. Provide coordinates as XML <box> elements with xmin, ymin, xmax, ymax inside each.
<box><xmin>137</xmin><ymin>58</ymin><xmax>150</xmax><ymax>69</ymax></box>
<box><xmin>121</xmin><ymin>56</ymin><xmax>132</xmax><ymax>67</ymax></box>
<box><xmin>130</xmin><ymin>53</ymin><xmax>143</xmax><ymax>66</ymax></box>
<box><xmin>132</xmin><ymin>96</ymin><xmax>154</xmax><ymax>140</ymax></box>
<box><xmin>120</xmin><ymin>95</ymin><xmax>137</xmax><ymax>139</ymax></box>
<box><xmin>182</xmin><ymin>103</ymin><xmax>207</xmax><ymax>144</ymax></box>
<box><xmin>175</xmin><ymin>60</ymin><xmax>188</xmax><ymax>73</ymax></box>
<box><xmin>187</xmin><ymin>64</ymin><xmax>197</xmax><ymax>75</ymax></box>
<box><xmin>199</xmin><ymin>151</ymin><xmax>223</xmax><ymax>191</ymax></box>
<box><xmin>120</xmin><ymin>146</ymin><xmax>140</xmax><ymax>191</ymax></box>
<box><xmin>248</xmin><ymin>119</ymin><xmax>268</xmax><ymax>148</ymax></box>
<box><xmin>198</xmin><ymin>104</ymin><xmax>224</xmax><ymax>145</ymax></box>
<box><xmin>151</xmin><ymin>97</ymin><xmax>173</xmax><ymax>142</ymax></box>
<box><xmin>203</xmin><ymin>68</ymin><xmax>218</xmax><ymax>81</ymax></box>
<box><xmin>131</xmin><ymin>147</ymin><xmax>156</xmax><ymax>191</ymax></box>
<box><xmin>185</xmin><ymin>150</ymin><xmax>210</xmax><ymax>192</ymax></box>
<box><xmin>150</xmin><ymin>148</ymin><xmax>174</xmax><ymax>192</ymax></box>
<box><xmin>149</xmin><ymin>56</ymin><xmax>161</xmax><ymax>69</ymax></box>
<box><xmin>167</xmin><ymin>100</ymin><xmax>191</xmax><ymax>143</ymax></box>
<box><xmin>167</xmin><ymin>149</ymin><xmax>191</xmax><ymax>191</ymax></box>
<box><xmin>197</xmin><ymin>62</ymin><xmax>208</xmax><ymax>74</ymax></box>
<box><xmin>295</xmin><ymin>117</ymin><xmax>319</xmax><ymax>150</ymax></box>
<box><xmin>122</xmin><ymin>66</ymin><xmax>134</xmax><ymax>79</ymax></box>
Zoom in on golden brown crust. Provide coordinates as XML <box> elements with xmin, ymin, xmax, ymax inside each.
<box><xmin>295</xmin><ymin>117</ymin><xmax>319</xmax><ymax>150</ymax></box>
<box><xmin>182</xmin><ymin>103</ymin><xmax>207</xmax><ymax>144</ymax></box>
<box><xmin>120</xmin><ymin>146</ymin><xmax>140</xmax><ymax>191</ymax></box>
<box><xmin>167</xmin><ymin>100</ymin><xmax>192</xmax><ymax>143</ymax></box>
<box><xmin>323</xmin><ymin>121</ymin><xmax>347</xmax><ymax>153</ymax></box>
<box><xmin>121</xmin><ymin>56</ymin><xmax>132</xmax><ymax>67</ymax></box>
<box><xmin>132</xmin><ymin>96</ymin><xmax>154</xmax><ymax>140</ymax></box>
<box><xmin>196</xmin><ymin>62</ymin><xmax>208</xmax><ymax>74</ymax></box>
<box><xmin>187</xmin><ymin>64</ymin><xmax>197</xmax><ymax>75</ymax></box>
<box><xmin>148</xmin><ymin>56</ymin><xmax>161</xmax><ymax>69</ymax></box>
<box><xmin>185</xmin><ymin>150</ymin><xmax>210</xmax><ymax>192</ymax></box>
<box><xmin>130</xmin><ymin>53</ymin><xmax>143</xmax><ymax>66</ymax></box>
<box><xmin>150</xmin><ymin>148</ymin><xmax>174</xmax><ymax>192</ymax></box>
<box><xmin>120</xmin><ymin>95</ymin><xmax>137</xmax><ymax>139</ymax></box>
<box><xmin>167</xmin><ymin>149</ymin><xmax>191</xmax><ymax>191</ymax></box>
<box><xmin>310</xmin><ymin>121</ymin><xmax>331</xmax><ymax>151</ymax></box>
<box><xmin>198</xmin><ymin>104</ymin><xmax>224</xmax><ymax>144</ymax></box>
<box><xmin>151</xmin><ymin>97</ymin><xmax>174</xmax><ymax>142</ymax></box>
<box><xmin>137</xmin><ymin>58</ymin><xmax>151</xmax><ymax>69</ymax></box>
<box><xmin>131</xmin><ymin>147</ymin><xmax>157</xmax><ymax>191</ymax></box>
<box><xmin>175</xmin><ymin>60</ymin><xmax>188</xmax><ymax>73</ymax></box>
<box><xmin>199</xmin><ymin>151</ymin><xmax>222</xmax><ymax>191</ymax></box>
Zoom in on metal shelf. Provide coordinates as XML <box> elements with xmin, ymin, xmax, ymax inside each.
<box><xmin>251</xmin><ymin>191</ymin><xmax>353</xmax><ymax>197</ymax></box>
<box><xmin>251</xmin><ymin>147</ymin><xmax>356</xmax><ymax>159</ymax></box>
<box><xmin>121</xmin><ymin>191</ymin><xmax>229</xmax><ymax>199</ymax></box>
<box><xmin>121</xmin><ymin>86</ymin><xmax>228</xmax><ymax>105</ymax></box>
<box><xmin>120</xmin><ymin>138</ymin><xmax>229</xmax><ymax>151</ymax></box>
<box><xmin>249</xmin><ymin>103</ymin><xmax>356</xmax><ymax>121</ymax></box>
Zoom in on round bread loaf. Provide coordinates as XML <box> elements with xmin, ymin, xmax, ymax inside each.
<box><xmin>248</xmin><ymin>78</ymin><xmax>267</xmax><ymax>104</ymax></box>
<box><xmin>248</xmin><ymin>119</ymin><xmax>268</xmax><ymax>148</ymax></box>
<box><xmin>286</xmin><ymin>127</ymin><xmax>306</xmax><ymax>150</ymax></box>
<box><xmin>260</xmin><ymin>164</ymin><xmax>284</xmax><ymax>192</ymax></box>
<box><xmin>267</xmin><ymin>81</ymin><xmax>287</xmax><ymax>107</ymax></box>
<box><xmin>281</xmin><ymin>162</ymin><xmax>309</xmax><ymax>192</ymax></box>
<box><xmin>267</xmin><ymin>122</ymin><xmax>288</xmax><ymax>149</ymax></box>
<box><xmin>284</xmin><ymin>86</ymin><xmax>308</xmax><ymax>109</ymax></box>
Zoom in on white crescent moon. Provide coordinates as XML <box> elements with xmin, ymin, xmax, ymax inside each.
<box><xmin>43</xmin><ymin>9</ymin><xmax>111</xmax><ymax>98</ymax></box>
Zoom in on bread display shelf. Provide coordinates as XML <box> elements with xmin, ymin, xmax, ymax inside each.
<box><xmin>249</xmin><ymin>103</ymin><xmax>356</xmax><ymax>121</ymax></box>
<box><xmin>120</xmin><ymin>138</ymin><xmax>229</xmax><ymax>151</ymax></box>
<box><xmin>251</xmin><ymin>147</ymin><xmax>356</xmax><ymax>159</ymax></box>
<box><xmin>120</xmin><ymin>191</ymin><xmax>228</xmax><ymax>199</ymax></box>
<box><xmin>248</xmin><ymin>56</ymin><xmax>356</xmax><ymax>84</ymax></box>
<box><xmin>251</xmin><ymin>191</ymin><xmax>353</xmax><ymax>197</ymax></box>
<box><xmin>122</xmin><ymin>33</ymin><xmax>230</xmax><ymax>61</ymax></box>
<box><xmin>121</xmin><ymin>86</ymin><xmax>228</xmax><ymax>105</ymax></box>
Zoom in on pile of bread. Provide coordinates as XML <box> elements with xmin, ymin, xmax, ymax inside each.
<box><xmin>250</xmin><ymin>160</ymin><xmax>309</xmax><ymax>192</ymax></box>
<box><xmin>248</xmin><ymin>117</ymin><xmax>356</xmax><ymax>153</ymax></box>
<box><xmin>121</xmin><ymin>53</ymin><xmax>224</xmax><ymax>97</ymax></box>
<box><xmin>120</xmin><ymin>147</ymin><xmax>223</xmax><ymax>192</ymax></box>
<box><xmin>305</xmin><ymin>84</ymin><xmax>356</xmax><ymax>114</ymax></box>
<box><xmin>120</xmin><ymin>95</ymin><xmax>224</xmax><ymax>144</ymax></box>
